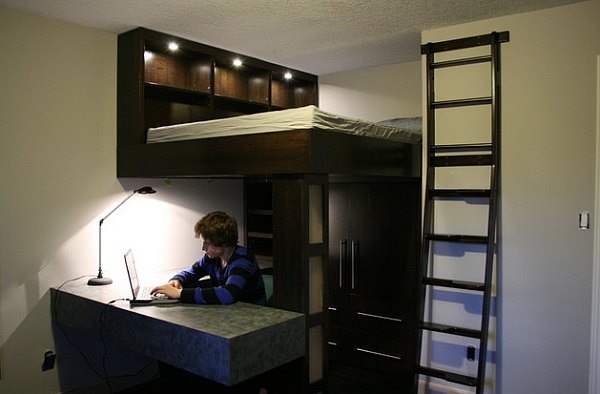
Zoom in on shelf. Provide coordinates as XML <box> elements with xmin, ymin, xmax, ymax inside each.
<box><xmin>245</xmin><ymin>180</ymin><xmax>274</xmax><ymax>270</ymax></box>
<box><xmin>214</xmin><ymin>61</ymin><xmax>270</xmax><ymax>104</ymax></box>
<box><xmin>272</xmin><ymin>75</ymin><xmax>318</xmax><ymax>109</ymax></box>
<box><xmin>117</xmin><ymin>27</ymin><xmax>318</xmax><ymax>148</ymax></box>
<box><xmin>144</xmin><ymin>83</ymin><xmax>212</xmax><ymax>130</ymax></box>
<box><xmin>212</xmin><ymin>95</ymin><xmax>270</xmax><ymax>119</ymax></box>
<box><xmin>144</xmin><ymin>49</ymin><xmax>211</xmax><ymax>93</ymax></box>
<box><xmin>248</xmin><ymin>209</ymin><xmax>273</xmax><ymax>215</ymax></box>
<box><xmin>247</xmin><ymin>231</ymin><xmax>273</xmax><ymax>239</ymax></box>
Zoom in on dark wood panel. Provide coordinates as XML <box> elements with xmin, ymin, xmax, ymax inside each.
<box><xmin>117</xmin><ymin>129</ymin><xmax>420</xmax><ymax>178</ymax></box>
<box><xmin>145</xmin><ymin>52</ymin><xmax>211</xmax><ymax>92</ymax></box>
<box><xmin>117</xmin><ymin>29</ymin><xmax>145</xmax><ymax>146</ymax></box>
<box><xmin>272</xmin><ymin>177</ymin><xmax>308</xmax><ymax>313</ymax></box>
<box><xmin>214</xmin><ymin>65</ymin><xmax>270</xmax><ymax>104</ymax></box>
<box><xmin>117</xmin><ymin>130</ymin><xmax>312</xmax><ymax>178</ymax></box>
<box><xmin>271</xmin><ymin>79</ymin><xmax>318</xmax><ymax>109</ymax></box>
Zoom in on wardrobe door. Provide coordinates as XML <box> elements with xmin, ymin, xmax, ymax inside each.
<box><xmin>348</xmin><ymin>181</ymin><xmax>410</xmax><ymax>301</ymax></box>
<box><xmin>329</xmin><ymin>180</ymin><xmax>418</xmax><ymax>299</ymax></box>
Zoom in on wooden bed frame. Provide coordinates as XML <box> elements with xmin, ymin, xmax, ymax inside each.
<box><xmin>117</xmin><ymin>128</ymin><xmax>420</xmax><ymax>178</ymax></box>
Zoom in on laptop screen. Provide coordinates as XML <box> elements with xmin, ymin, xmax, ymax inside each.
<box><xmin>123</xmin><ymin>249</ymin><xmax>140</xmax><ymax>299</ymax></box>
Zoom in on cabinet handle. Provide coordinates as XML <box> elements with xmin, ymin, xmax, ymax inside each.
<box><xmin>339</xmin><ymin>239</ymin><xmax>347</xmax><ymax>288</ymax></box>
<box><xmin>328</xmin><ymin>306</ymin><xmax>338</xmax><ymax>312</ymax></box>
<box><xmin>356</xmin><ymin>348</ymin><xmax>402</xmax><ymax>360</ymax></box>
<box><xmin>328</xmin><ymin>341</ymin><xmax>338</xmax><ymax>347</ymax></box>
<box><xmin>356</xmin><ymin>312</ymin><xmax>403</xmax><ymax>323</ymax></box>
<box><xmin>351</xmin><ymin>240</ymin><xmax>358</xmax><ymax>290</ymax></box>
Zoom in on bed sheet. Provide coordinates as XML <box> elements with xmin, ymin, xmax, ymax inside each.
<box><xmin>146</xmin><ymin>105</ymin><xmax>422</xmax><ymax>145</ymax></box>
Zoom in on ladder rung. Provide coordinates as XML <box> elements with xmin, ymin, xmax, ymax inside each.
<box><xmin>431</xmin><ymin>97</ymin><xmax>491</xmax><ymax>109</ymax></box>
<box><xmin>416</xmin><ymin>366</ymin><xmax>477</xmax><ymax>386</ymax></box>
<box><xmin>425</xmin><ymin>233</ymin><xmax>488</xmax><ymax>244</ymax></box>
<box><xmin>422</xmin><ymin>277</ymin><xmax>486</xmax><ymax>291</ymax></box>
<box><xmin>421</xmin><ymin>31</ymin><xmax>509</xmax><ymax>54</ymax></box>
<box><xmin>431</xmin><ymin>189</ymin><xmax>491</xmax><ymax>198</ymax></box>
<box><xmin>431</xmin><ymin>55</ymin><xmax>491</xmax><ymax>69</ymax></box>
<box><xmin>431</xmin><ymin>143</ymin><xmax>493</xmax><ymax>153</ymax></box>
<box><xmin>432</xmin><ymin>154</ymin><xmax>493</xmax><ymax>167</ymax></box>
<box><xmin>417</xmin><ymin>322</ymin><xmax>481</xmax><ymax>338</ymax></box>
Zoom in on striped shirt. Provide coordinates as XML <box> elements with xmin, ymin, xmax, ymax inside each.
<box><xmin>171</xmin><ymin>246</ymin><xmax>266</xmax><ymax>305</ymax></box>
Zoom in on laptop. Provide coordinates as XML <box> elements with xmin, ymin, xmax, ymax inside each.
<box><xmin>123</xmin><ymin>249</ymin><xmax>178</xmax><ymax>305</ymax></box>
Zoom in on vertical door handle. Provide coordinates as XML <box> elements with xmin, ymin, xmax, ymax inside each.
<box><xmin>351</xmin><ymin>240</ymin><xmax>358</xmax><ymax>290</ymax></box>
<box><xmin>339</xmin><ymin>239</ymin><xmax>347</xmax><ymax>288</ymax></box>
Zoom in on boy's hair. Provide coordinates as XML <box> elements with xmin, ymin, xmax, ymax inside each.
<box><xmin>194</xmin><ymin>211</ymin><xmax>238</xmax><ymax>247</ymax></box>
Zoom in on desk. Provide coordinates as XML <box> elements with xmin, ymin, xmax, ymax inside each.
<box><xmin>51</xmin><ymin>276</ymin><xmax>305</xmax><ymax>386</ymax></box>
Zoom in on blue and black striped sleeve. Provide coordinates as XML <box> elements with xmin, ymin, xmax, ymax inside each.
<box><xmin>182</xmin><ymin>260</ymin><xmax>257</xmax><ymax>305</ymax></box>
<box><xmin>170</xmin><ymin>259</ymin><xmax>209</xmax><ymax>286</ymax></box>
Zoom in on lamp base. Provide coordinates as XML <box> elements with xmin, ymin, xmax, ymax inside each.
<box><xmin>88</xmin><ymin>276</ymin><xmax>113</xmax><ymax>286</ymax></box>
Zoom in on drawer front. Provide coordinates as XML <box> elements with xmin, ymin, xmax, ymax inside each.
<box><xmin>329</xmin><ymin>326</ymin><xmax>410</xmax><ymax>376</ymax></box>
<box><xmin>329</xmin><ymin>325</ymin><xmax>411</xmax><ymax>356</ymax></box>
<box><xmin>329</xmin><ymin>293</ymin><xmax>412</xmax><ymax>335</ymax></box>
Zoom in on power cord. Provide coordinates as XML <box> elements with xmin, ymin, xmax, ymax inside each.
<box><xmin>52</xmin><ymin>277</ymin><xmax>156</xmax><ymax>393</ymax></box>
<box><xmin>52</xmin><ymin>276</ymin><xmax>106</xmax><ymax>380</ymax></box>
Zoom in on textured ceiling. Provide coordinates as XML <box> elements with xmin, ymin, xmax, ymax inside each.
<box><xmin>0</xmin><ymin>0</ymin><xmax>585</xmax><ymax>75</ymax></box>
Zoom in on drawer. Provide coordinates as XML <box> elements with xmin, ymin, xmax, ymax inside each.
<box><xmin>329</xmin><ymin>294</ymin><xmax>410</xmax><ymax>335</ymax></box>
<box><xmin>329</xmin><ymin>326</ymin><xmax>409</xmax><ymax>376</ymax></box>
<box><xmin>329</xmin><ymin>326</ymin><xmax>410</xmax><ymax>360</ymax></box>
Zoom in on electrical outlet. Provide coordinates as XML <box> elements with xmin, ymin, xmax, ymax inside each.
<box><xmin>42</xmin><ymin>350</ymin><xmax>56</xmax><ymax>371</ymax></box>
<box><xmin>467</xmin><ymin>344</ymin><xmax>476</xmax><ymax>361</ymax></box>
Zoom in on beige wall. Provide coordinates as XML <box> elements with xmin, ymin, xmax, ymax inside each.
<box><xmin>319</xmin><ymin>60</ymin><xmax>422</xmax><ymax>122</ymax></box>
<box><xmin>0</xmin><ymin>7</ymin><xmax>243</xmax><ymax>393</ymax></box>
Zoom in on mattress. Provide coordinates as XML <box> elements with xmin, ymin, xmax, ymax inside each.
<box><xmin>146</xmin><ymin>105</ymin><xmax>422</xmax><ymax>145</ymax></box>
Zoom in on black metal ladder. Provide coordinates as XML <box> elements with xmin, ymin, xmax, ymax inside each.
<box><xmin>415</xmin><ymin>31</ymin><xmax>509</xmax><ymax>394</ymax></box>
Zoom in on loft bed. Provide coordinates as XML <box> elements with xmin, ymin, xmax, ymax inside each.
<box><xmin>115</xmin><ymin>27</ymin><xmax>422</xmax><ymax>393</ymax></box>
<box><xmin>117</xmin><ymin>105</ymin><xmax>422</xmax><ymax>178</ymax></box>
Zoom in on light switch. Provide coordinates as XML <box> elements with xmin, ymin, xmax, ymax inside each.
<box><xmin>579</xmin><ymin>211</ymin><xmax>590</xmax><ymax>230</ymax></box>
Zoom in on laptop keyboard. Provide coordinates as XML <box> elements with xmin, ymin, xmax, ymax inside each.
<box><xmin>138</xmin><ymin>286</ymin><xmax>154</xmax><ymax>299</ymax></box>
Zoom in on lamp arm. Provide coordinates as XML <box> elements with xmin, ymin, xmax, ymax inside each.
<box><xmin>99</xmin><ymin>191</ymin><xmax>137</xmax><ymax>226</ymax></box>
<box><xmin>90</xmin><ymin>187</ymin><xmax>155</xmax><ymax>285</ymax></box>
<box><xmin>95</xmin><ymin>191</ymin><xmax>135</xmax><ymax>280</ymax></box>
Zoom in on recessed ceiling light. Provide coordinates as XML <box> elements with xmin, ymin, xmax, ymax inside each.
<box><xmin>168</xmin><ymin>42</ymin><xmax>179</xmax><ymax>51</ymax></box>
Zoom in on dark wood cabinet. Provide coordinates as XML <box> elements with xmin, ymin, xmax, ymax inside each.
<box><xmin>117</xmin><ymin>27</ymin><xmax>318</xmax><ymax>147</ymax></box>
<box><xmin>327</xmin><ymin>178</ymin><xmax>420</xmax><ymax>390</ymax></box>
<box><xmin>246</xmin><ymin>177</ymin><xmax>420</xmax><ymax>391</ymax></box>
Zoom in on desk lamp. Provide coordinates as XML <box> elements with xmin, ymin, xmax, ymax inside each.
<box><xmin>88</xmin><ymin>186</ymin><xmax>157</xmax><ymax>285</ymax></box>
